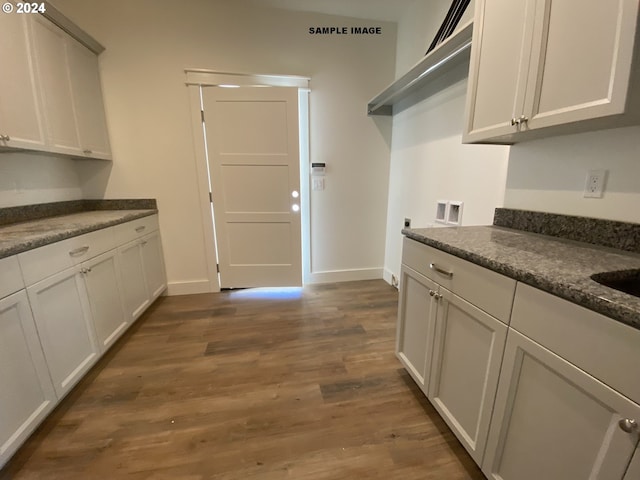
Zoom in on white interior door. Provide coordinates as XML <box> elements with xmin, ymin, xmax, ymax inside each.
<box><xmin>202</xmin><ymin>86</ymin><xmax>302</xmax><ymax>288</ymax></box>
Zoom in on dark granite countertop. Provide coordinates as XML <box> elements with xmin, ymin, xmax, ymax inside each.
<box><xmin>0</xmin><ymin>209</ymin><xmax>157</xmax><ymax>260</ymax></box>
<box><xmin>403</xmin><ymin>225</ymin><xmax>640</xmax><ymax>330</ymax></box>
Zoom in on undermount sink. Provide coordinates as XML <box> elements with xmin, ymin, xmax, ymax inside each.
<box><xmin>591</xmin><ymin>270</ymin><xmax>640</xmax><ymax>298</ymax></box>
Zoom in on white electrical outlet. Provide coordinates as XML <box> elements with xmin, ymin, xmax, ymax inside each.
<box><xmin>584</xmin><ymin>169</ymin><xmax>607</xmax><ymax>198</ymax></box>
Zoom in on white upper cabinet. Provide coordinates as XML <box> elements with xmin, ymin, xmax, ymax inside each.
<box><xmin>66</xmin><ymin>38</ymin><xmax>112</xmax><ymax>160</ymax></box>
<box><xmin>28</xmin><ymin>14</ymin><xmax>82</xmax><ymax>156</ymax></box>
<box><xmin>1</xmin><ymin>12</ymin><xmax>111</xmax><ymax>160</ymax></box>
<box><xmin>0</xmin><ymin>15</ymin><xmax>46</xmax><ymax>151</ymax></box>
<box><xmin>464</xmin><ymin>0</ymin><xmax>640</xmax><ymax>144</ymax></box>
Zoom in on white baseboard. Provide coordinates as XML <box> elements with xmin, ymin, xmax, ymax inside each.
<box><xmin>305</xmin><ymin>267</ymin><xmax>383</xmax><ymax>284</ymax></box>
<box><xmin>166</xmin><ymin>280</ymin><xmax>214</xmax><ymax>296</ymax></box>
<box><xmin>383</xmin><ymin>268</ymin><xmax>394</xmax><ymax>285</ymax></box>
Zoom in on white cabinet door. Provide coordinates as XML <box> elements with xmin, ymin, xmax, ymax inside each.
<box><xmin>28</xmin><ymin>15</ymin><xmax>81</xmax><ymax>156</ymax></box>
<box><xmin>27</xmin><ymin>267</ymin><xmax>99</xmax><ymax>398</ymax></box>
<box><xmin>66</xmin><ymin>38</ymin><xmax>111</xmax><ymax>160</ymax></box>
<box><xmin>625</xmin><ymin>446</ymin><xmax>640</xmax><ymax>480</ymax></box>
<box><xmin>140</xmin><ymin>231</ymin><xmax>167</xmax><ymax>301</ymax></box>
<box><xmin>0</xmin><ymin>14</ymin><xmax>46</xmax><ymax>151</ymax></box>
<box><xmin>0</xmin><ymin>290</ymin><xmax>56</xmax><ymax>468</ymax></box>
<box><xmin>463</xmin><ymin>0</ymin><xmax>536</xmax><ymax>142</ymax></box>
<box><xmin>118</xmin><ymin>240</ymin><xmax>150</xmax><ymax>321</ymax></box>
<box><xmin>428</xmin><ymin>288</ymin><xmax>508</xmax><ymax>465</ymax></box>
<box><xmin>483</xmin><ymin>329</ymin><xmax>640</xmax><ymax>480</ymax></box>
<box><xmin>82</xmin><ymin>250</ymin><xmax>127</xmax><ymax>351</ymax></box>
<box><xmin>523</xmin><ymin>0</ymin><xmax>639</xmax><ymax>131</ymax></box>
<box><xmin>396</xmin><ymin>265</ymin><xmax>438</xmax><ymax>394</ymax></box>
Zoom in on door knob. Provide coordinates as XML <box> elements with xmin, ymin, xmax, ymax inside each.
<box><xmin>619</xmin><ymin>418</ymin><xmax>638</xmax><ymax>433</ymax></box>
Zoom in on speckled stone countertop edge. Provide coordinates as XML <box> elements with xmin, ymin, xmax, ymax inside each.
<box><xmin>0</xmin><ymin>210</ymin><xmax>157</xmax><ymax>260</ymax></box>
<box><xmin>402</xmin><ymin>228</ymin><xmax>640</xmax><ymax>330</ymax></box>
<box><xmin>0</xmin><ymin>199</ymin><xmax>157</xmax><ymax>227</ymax></box>
<box><xmin>493</xmin><ymin>208</ymin><xmax>640</xmax><ymax>253</ymax></box>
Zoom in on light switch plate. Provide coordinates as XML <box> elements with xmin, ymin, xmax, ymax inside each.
<box><xmin>312</xmin><ymin>177</ymin><xmax>325</xmax><ymax>191</ymax></box>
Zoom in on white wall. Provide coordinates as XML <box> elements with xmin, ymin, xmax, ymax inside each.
<box><xmin>0</xmin><ymin>152</ymin><xmax>83</xmax><ymax>207</ymax></box>
<box><xmin>49</xmin><ymin>0</ymin><xmax>397</xmax><ymax>292</ymax></box>
<box><xmin>382</xmin><ymin>0</ymin><xmax>510</xmax><ymax>284</ymax></box>
<box><xmin>504</xmin><ymin>125</ymin><xmax>640</xmax><ymax>223</ymax></box>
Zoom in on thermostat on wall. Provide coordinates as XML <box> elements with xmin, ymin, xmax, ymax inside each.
<box><xmin>311</xmin><ymin>162</ymin><xmax>326</xmax><ymax>175</ymax></box>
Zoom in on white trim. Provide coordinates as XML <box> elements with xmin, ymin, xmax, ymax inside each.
<box><xmin>299</xmin><ymin>89</ymin><xmax>311</xmax><ymax>285</ymax></box>
<box><xmin>185</xmin><ymin>70</ymin><xmax>310</xmax><ymax>88</ymax></box>
<box><xmin>188</xmin><ymin>86</ymin><xmax>220</xmax><ymax>293</ymax></box>
<box><xmin>306</xmin><ymin>268</ymin><xmax>383</xmax><ymax>284</ymax></box>
<box><xmin>166</xmin><ymin>280</ymin><xmax>212</xmax><ymax>296</ymax></box>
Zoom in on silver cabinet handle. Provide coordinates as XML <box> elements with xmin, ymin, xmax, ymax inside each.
<box><xmin>619</xmin><ymin>418</ymin><xmax>638</xmax><ymax>433</ymax></box>
<box><xmin>0</xmin><ymin>134</ymin><xmax>9</xmax><ymax>141</ymax></box>
<box><xmin>429</xmin><ymin>263</ymin><xmax>453</xmax><ymax>278</ymax></box>
<box><xmin>69</xmin><ymin>246</ymin><xmax>90</xmax><ymax>257</ymax></box>
<box><xmin>83</xmin><ymin>149</ymin><xmax>92</xmax><ymax>155</ymax></box>
<box><xmin>141</xmin><ymin>240</ymin><xmax>148</xmax><ymax>246</ymax></box>
<box><xmin>434</xmin><ymin>293</ymin><xmax>443</xmax><ymax>300</ymax></box>
<box><xmin>429</xmin><ymin>290</ymin><xmax>435</xmax><ymax>297</ymax></box>
<box><xmin>135</xmin><ymin>226</ymin><xmax>146</xmax><ymax>233</ymax></box>
<box><xmin>510</xmin><ymin>118</ymin><xmax>519</xmax><ymax>126</ymax></box>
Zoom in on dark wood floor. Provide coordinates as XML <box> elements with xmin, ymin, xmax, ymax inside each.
<box><xmin>2</xmin><ymin>280</ymin><xmax>485</xmax><ymax>480</ymax></box>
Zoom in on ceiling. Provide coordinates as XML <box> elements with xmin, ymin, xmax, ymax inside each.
<box><xmin>242</xmin><ymin>0</ymin><xmax>418</xmax><ymax>23</ymax></box>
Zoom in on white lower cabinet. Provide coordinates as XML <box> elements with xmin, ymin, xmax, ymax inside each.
<box><xmin>118</xmin><ymin>228</ymin><xmax>167</xmax><ymax>321</ymax></box>
<box><xmin>483</xmin><ymin>329</ymin><xmax>640</xmax><ymax>480</ymax></box>
<box><xmin>0</xmin><ymin>290</ymin><xmax>56</xmax><ymax>467</ymax></box>
<box><xmin>428</xmin><ymin>288</ymin><xmax>508</xmax><ymax>465</ymax></box>
<box><xmin>396</xmin><ymin>265</ymin><xmax>438</xmax><ymax>394</ymax></box>
<box><xmin>625</xmin><ymin>446</ymin><xmax>640</xmax><ymax>479</ymax></box>
<box><xmin>141</xmin><ymin>230</ymin><xmax>167</xmax><ymax>301</ymax></box>
<box><xmin>118</xmin><ymin>240</ymin><xmax>150</xmax><ymax>321</ymax></box>
<box><xmin>27</xmin><ymin>266</ymin><xmax>99</xmax><ymax>398</ymax></box>
<box><xmin>82</xmin><ymin>250</ymin><xmax>127</xmax><ymax>351</ymax></box>
<box><xmin>397</xmin><ymin>238</ymin><xmax>640</xmax><ymax>479</ymax></box>
<box><xmin>2</xmin><ymin>214</ymin><xmax>166</xmax><ymax>468</ymax></box>
<box><xmin>397</xmin><ymin>238</ymin><xmax>515</xmax><ymax>465</ymax></box>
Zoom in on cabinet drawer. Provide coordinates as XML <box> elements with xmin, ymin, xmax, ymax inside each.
<box><xmin>511</xmin><ymin>283</ymin><xmax>640</xmax><ymax>404</ymax></box>
<box><xmin>402</xmin><ymin>237</ymin><xmax>516</xmax><ymax>323</ymax></box>
<box><xmin>18</xmin><ymin>228</ymin><xmax>116</xmax><ymax>286</ymax></box>
<box><xmin>112</xmin><ymin>215</ymin><xmax>159</xmax><ymax>246</ymax></box>
<box><xmin>0</xmin><ymin>256</ymin><xmax>24</xmax><ymax>299</ymax></box>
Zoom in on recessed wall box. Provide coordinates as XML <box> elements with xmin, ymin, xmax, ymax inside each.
<box><xmin>447</xmin><ymin>201</ymin><xmax>464</xmax><ymax>225</ymax></box>
<box><xmin>435</xmin><ymin>200</ymin><xmax>449</xmax><ymax>224</ymax></box>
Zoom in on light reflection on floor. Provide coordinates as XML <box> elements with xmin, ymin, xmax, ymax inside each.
<box><xmin>227</xmin><ymin>287</ymin><xmax>304</xmax><ymax>300</ymax></box>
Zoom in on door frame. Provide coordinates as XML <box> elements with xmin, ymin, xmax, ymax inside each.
<box><xmin>186</xmin><ymin>70</ymin><xmax>310</xmax><ymax>293</ymax></box>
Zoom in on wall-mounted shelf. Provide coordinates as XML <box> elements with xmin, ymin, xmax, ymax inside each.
<box><xmin>367</xmin><ymin>19</ymin><xmax>473</xmax><ymax>116</ymax></box>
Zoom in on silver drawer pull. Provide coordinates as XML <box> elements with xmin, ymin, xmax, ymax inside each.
<box><xmin>69</xmin><ymin>245</ymin><xmax>90</xmax><ymax>257</ymax></box>
<box><xmin>83</xmin><ymin>149</ymin><xmax>92</xmax><ymax>155</ymax></box>
<box><xmin>135</xmin><ymin>226</ymin><xmax>146</xmax><ymax>233</ymax></box>
<box><xmin>429</xmin><ymin>263</ymin><xmax>453</xmax><ymax>278</ymax></box>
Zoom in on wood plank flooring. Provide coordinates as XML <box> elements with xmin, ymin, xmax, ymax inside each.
<box><xmin>1</xmin><ymin>280</ymin><xmax>485</xmax><ymax>480</ymax></box>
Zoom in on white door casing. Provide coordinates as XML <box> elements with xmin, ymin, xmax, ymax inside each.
<box><xmin>202</xmin><ymin>86</ymin><xmax>302</xmax><ymax>288</ymax></box>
